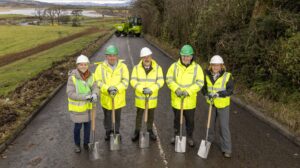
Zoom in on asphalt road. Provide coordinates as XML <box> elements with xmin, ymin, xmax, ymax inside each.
<box><xmin>0</xmin><ymin>36</ymin><xmax>299</xmax><ymax>168</ymax></box>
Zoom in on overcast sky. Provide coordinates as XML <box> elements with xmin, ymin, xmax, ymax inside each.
<box><xmin>36</xmin><ymin>0</ymin><xmax>130</xmax><ymax>4</ymax></box>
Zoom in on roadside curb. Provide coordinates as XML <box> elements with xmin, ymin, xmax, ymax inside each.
<box><xmin>144</xmin><ymin>36</ymin><xmax>300</xmax><ymax>147</ymax></box>
<box><xmin>0</xmin><ymin>32</ymin><xmax>114</xmax><ymax>154</ymax></box>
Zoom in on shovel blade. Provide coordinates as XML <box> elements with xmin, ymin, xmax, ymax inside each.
<box><xmin>110</xmin><ymin>134</ymin><xmax>121</xmax><ymax>151</ymax></box>
<box><xmin>139</xmin><ymin>131</ymin><xmax>149</xmax><ymax>148</ymax></box>
<box><xmin>197</xmin><ymin>140</ymin><xmax>211</xmax><ymax>159</ymax></box>
<box><xmin>175</xmin><ymin>136</ymin><xmax>186</xmax><ymax>153</ymax></box>
<box><xmin>89</xmin><ymin>141</ymin><xmax>100</xmax><ymax>160</ymax></box>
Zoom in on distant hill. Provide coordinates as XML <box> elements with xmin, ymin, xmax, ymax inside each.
<box><xmin>0</xmin><ymin>0</ymin><xmax>51</xmax><ymax>7</ymax></box>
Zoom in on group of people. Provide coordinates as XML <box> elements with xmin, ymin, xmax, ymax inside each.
<box><xmin>66</xmin><ymin>44</ymin><xmax>234</xmax><ymax>158</ymax></box>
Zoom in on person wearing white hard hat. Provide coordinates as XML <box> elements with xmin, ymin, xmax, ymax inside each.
<box><xmin>66</xmin><ymin>54</ymin><xmax>99</xmax><ymax>153</ymax></box>
<box><xmin>202</xmin><ymin>55</ymin><xmax>234</xmax><ymax>158</ymax></box>
<box><xmin>130</xmin><ymin>47</ymin><xmax>164</xmax><ymax>141</ymax></box>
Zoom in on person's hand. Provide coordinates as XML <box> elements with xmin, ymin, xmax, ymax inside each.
<box><xmin>85</xmin><ymin>95</ymin><xmax>93</xmax><ymax>101</ymax></box>
<box><xmin>91</xmin><ymin>93</ymin><xmax>97</xmax><ymax>102</ymax></box>
<box><xmin>175</xmin><ymin>88</ymin><xmax>183</xmax><ymax>97</ymax></box>
<box><xmin>182</xmin><ymin>90</ymin><xmax>189</xmax><ymax>97</ymax></box>
<box><xmin>143</xmin><ymin>88</ymin><xmax>152</xmax><ymax>95</ymax></box>
<box><xmin>208</xmin><ymin>93</ymin><xmax>219</xmax><ymax>99</ymax></box>
<box><xmin>108</xmin><ymin>86</ymin><xmax>117</xmax><ymax>96</ymax></box>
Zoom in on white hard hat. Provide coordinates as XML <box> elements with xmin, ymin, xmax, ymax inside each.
<box><xmin>210</xmin><ymin>55</ymin><xmax>224</xmax><ymax>64</ymax></box>
<box><xmin>76</xmin><ymin>54</ymin><xmax>90</xmax><ymax>64</ymax></box>
<box><xmin>140</xmin><ymin>47</ymin><xmax>152</xmax><ymax>57</ymax></box>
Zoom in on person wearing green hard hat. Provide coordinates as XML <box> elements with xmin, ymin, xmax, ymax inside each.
<box><xmin>166</xmin><ymin>44</ymin><xmax>205</xmax><ymax>147</ymax></box>
<box><xmin>94</xmin><ymin>44</ymin><xmax>129</xmax><ymax>141</ymax></box>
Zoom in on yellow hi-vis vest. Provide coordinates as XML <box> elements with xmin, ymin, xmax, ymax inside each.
<box><xmin>94</xmin><ymin>60</ymin><xmax>129</xmax><ymax>110</ymax></box>
<box><xmin>68</xmin><ymin>75</ymin><xmax>94</xmax><ymax>112</ymax></box>
<box><xmin>130</xmin><ymin>60</ymin><xmax>164</xmax><ymax>109</ymax></box>
<box><xmin>166</xmin><ymin>60</ymin><xmax>204</xmax><ymax>109</ymax></box>
<box><xmin>206</xmin><ymin>72</ymin><xmax>231</xmax><ymax>108</ymax></box>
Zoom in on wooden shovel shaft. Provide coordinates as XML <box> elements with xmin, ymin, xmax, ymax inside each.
<box><xmin>205</xmin><ymin>100</ymin><xmax>213</xmax><ymax>141</ymax></box>
<box><xmin>91</xmin><ymin>103</ymin><xmax>96</xmax><ymax>143</ymax></box>
<box><xmin>111</xmin><ymin>97</ymin><xmax>116</xmax><ymax>134</ymax></box>
<box><xmin>144</xmin><ymin>96</ymin><xmax>149</xmax><ymax>123</ymax></box>
<box><xmin>179</xmin><ymin>97</ymin><xmax>184</xmax><ymax>137</ymax></box>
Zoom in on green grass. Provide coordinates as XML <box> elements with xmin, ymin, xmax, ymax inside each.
<box><xmin>0</xmin><ymin>25</ymin><xmax>86</xmax><ymax>56</ymax></box>
<box><xmin>0</xmin><ymin>14</ymin><xmax>28</xmax><ymax>19</ymax></box>
<box><xmin>0</xmin><ymin>32</ymin><xmax>105</xmax><ymax>96</ymax></box>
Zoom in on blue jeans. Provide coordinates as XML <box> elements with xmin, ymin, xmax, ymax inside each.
<box><xmin>74</xmin><ymin>122</ymin><xmax>91</xmax><ymax>146</ymax></box>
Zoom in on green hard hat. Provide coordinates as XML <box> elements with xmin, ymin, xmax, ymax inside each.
<box><xmin>105</xmin><ymin>45</ymin><xmax>119</xmax><ymax>55</ymax></box>
<box><xmin>180</xmin><ymin>44</ymin><xmax>194</xmax><ymax>56</ymax></box>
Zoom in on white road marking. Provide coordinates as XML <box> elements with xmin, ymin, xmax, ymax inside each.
<box><xmin>126</xmin><ymin>38</ymin><xmax>169</xmax><ymax>168</ymax></box>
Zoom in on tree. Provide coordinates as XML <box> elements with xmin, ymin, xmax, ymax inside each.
<box><xmin>71</xmin><ymin>9</ymin><xmax>83</xmax><ymax>27</ymax></box>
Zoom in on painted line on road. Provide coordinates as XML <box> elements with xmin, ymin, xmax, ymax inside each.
<box><xmin>126</xmin><ymin>38</ymin><xmax>169</xmax><ymax>168</ymax></box>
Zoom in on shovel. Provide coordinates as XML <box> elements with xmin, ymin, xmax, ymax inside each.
<box><xmin>110</xmin><ymin>96</ymin><xmax>121</xmax><ymax>151</ymax></box>
<box><xmin>175</xmin><ymin>96</ymin><xmax>186</xmax><ymax>153</ymax></box>
<box><xmin>139</xmin><ymin>94</ymin><xmax>151</xmax><ymax>148</ymax></box>
<box><xmin>198</xmin><ymin>99</ymin><xmax>213</xmax><ymax>159</ymax></box>
<box><xmin>88</xmin><ymin>103</ymin><xmax>100</xmax><ymax>160</ymax></box>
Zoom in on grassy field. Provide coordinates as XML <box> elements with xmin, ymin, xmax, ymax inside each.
<box><xmin>0</xmin><ymin>17</ymin><xmax>116</xmax><ymax>96</ymax></box>
<box><xmin>0</xmin><ymin>14</ymin><xmax>28</xmax><ymax>19</ymax></box>
<box><xmin>0</xmin><ymin>25</ymin><xmax>87</xmax><ymax>56</ymax></box>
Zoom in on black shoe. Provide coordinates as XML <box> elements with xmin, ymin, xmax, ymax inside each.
<box><xmin>105</xmin><ymin>130</ymin><xmax>111</xmax><ymax>141</ymax></box>
<box><xmin>170</xmin><ymin>137</ymin><xmax>175</xmax><ymax>145</ymax></box>
<box><xmin>83</xmin><ymin>144</ymin><xmax>89</xmax><ymax>150</ymax></box>
<box><xmin>131</xmin><ymin>130</ymin><xmax>139</xmax><ymax>142</ymax></box>
<box><xmin>148</xmin><ymin>130</ymin><xmax>157</xmax><ymax>141</ymax></box>
<box><xmin>188</xmin><ymin>139</ymin><xmax>195</xmax><ymax>147</ymax></box>
<box><xmin>74</xmin><ymin>145</ymin><xmax>81</xmax><ymax>153</ymax></box>
<box><xmin>223</xmin><ymin>152</ymin><xmax>232</xmax><ymax>158</ymax></box>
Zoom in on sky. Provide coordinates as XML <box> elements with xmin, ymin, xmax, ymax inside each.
<box><xmin>35</xmin><ymin>0</ymin><xmax>130</xmax><ymax>4</ymax></box>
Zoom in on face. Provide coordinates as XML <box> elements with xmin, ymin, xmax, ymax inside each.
<box><xmin>181</xmin><ymin>55</ymin><xmax>193</xmax><ymax>65</ymax></box>
<box><xmin>142</xmin><ymin>55</ymin><xmax>152</xmax><ymax>66</ymax></box>
<box><xmin>77</xmin><ymin>63</ymin><xmax>88</xmax><ymax>73</ymax></box>
<box><xmin>106</xmin><ymin>54</ymin><xmax>118</xmax><ymax>65</ymax></box>
<box><xmin>211</xmin><ymin>64</ymin><xmax>222</xmax><ymax>74</ymax></box>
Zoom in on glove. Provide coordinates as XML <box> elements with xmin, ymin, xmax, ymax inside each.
<box><xmin>175</xmin><ymin>88</ymin><xmax>183</xmax><ymax>97</ymax></box>
<box><xmin>208</xmin><ymin>93</ymin><xmax>219</xmax><ymax>99</ymax></box>
<box><xmin>108</xmin><ymin>86</ymin><xmax>118</xmax><ymax>96</ymax></box>
<box><xmin>85</xmin><ymin>95</ymin><xmax>93</xmax><ymax>101</ymax></box>
<box><xmin>143</xmin><ymin>88</ymin><xmax>152</xmax><ymax>95</ymax></box>
<box><xmin>91</xmin><ymin>93</ymin><xmax>97</xmax><ymax>102</ymax></box>
<box><xmin>182</xmin><ymin>90</ymin><xmax>189</xmax><ymax>97</ymax></box>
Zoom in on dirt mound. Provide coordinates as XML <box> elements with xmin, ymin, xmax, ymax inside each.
<box><xmin>0</xmin><ymin>27</ymin><xmax>100</xmax><ymax>67</ymax></box>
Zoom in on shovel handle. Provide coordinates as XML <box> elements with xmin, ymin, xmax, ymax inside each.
<box><xmin>112</xmin><ymin>97</ymin><xmax>115</xmax><ymax>124</ymax></box>
<box><xmin>180</xmin><ymin>97</ymin><xmax>184</xmax><ymax>125</ymax></box>
<box><xmin>206</xmin><ymin>99</ymin><xmax>213</xmax><ymax>129</ymax></box>
<box><xmin>91</xmin><ymin>103</ymin><xmax>96</xmax><ymax>131</ymax></box>
<box><xmin>144</xmin><ymin>94</ymin><xmax>150</xmax><ymax>123</ymax></box>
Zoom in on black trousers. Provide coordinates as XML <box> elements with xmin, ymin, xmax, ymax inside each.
<box><xmin>172</xmin><ymin>108</ymin><xmax>195</xmax><ymax>137</ymax></box>
<box><xmin>102</xmin><ymin>107</ymin><xmax>121</xmax><ymax>132</ymax></box>
<box><xmin>135</xmin><ymin>107</ymin><xmax>155</xmax><ymax>131</ymax></box>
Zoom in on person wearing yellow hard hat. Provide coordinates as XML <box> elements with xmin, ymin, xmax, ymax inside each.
<box><xmin>166</xmin><ymin>44</ymin><xmax>205</xmax><ymax>147</ymax></box>
<box><xmin>202</xmin><ymin>55</ymin><xmax>234</xmax><ymax>158</ymax></box>
<box><xmin>66</xmin><ymin>54</ymin><xmax>99</xmax><ymax>153</ymax></box>
<box><xmin>94</xmin><ymin>44</ymin><xmax>129</xmax><ymax>141</ymax></box>
<box><xmin>130</xmin><ymin>47</ymin><xmax>164</xmax><ymax>142</ymax></box>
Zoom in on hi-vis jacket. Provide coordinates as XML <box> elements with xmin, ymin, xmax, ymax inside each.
<box><xmin>166</xmin><ymin>60</ymin><xmax>204</xmax><ymax>109</ymax></box>
<box><xmin>203</xmin><ymin>70</ymin><xmax>234</xmax><ymax>108</ymax></box>
<box><xmin>94</xmin><ymin>60</ymin><xmax>129</xmax><ymax>110</ymax></box>
<box><xmin>130</xmin><ymin>60</ymin><xmax>164</xmax><ymax>109</ymax></box>
<box><xmin>67</xmin><ymin>69</ymin><xmax>99</xmax><ymax>123</ymax></box>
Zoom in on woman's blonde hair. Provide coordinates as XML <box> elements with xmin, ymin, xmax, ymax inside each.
<box><xmin>208</xmin><ymin>64</ymin><xmax>226</xmax><ymax>72</ymax></box>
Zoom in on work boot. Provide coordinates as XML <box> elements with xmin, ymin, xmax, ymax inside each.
<box><xmin>105</xmin><ymin>130</ymin><xmax>111</xmax><ymax>141</ymax></box>
<box><xmin>83</xmin><ymin>143</ymin><xmax>89</xmax><ymax>150</ymax></box>
<box><xmin>223</xmin><ymin>152</ymin><xmax>232</xmax><ymax>158</ymax></box>
<box><xmin>131</xmin><ymin>130</ymin><xmax>139</xmax><ymax>142</ymax></box>
<box><xmin>148</xmin><ymin>129</ymin><xmax>157</xmax><ymax>141</ymax></box>
<box><xmin>74</xmin><ymin>145</ymin><xmax>81</xmax><ymax>153</ymax></box>
<box><xmin>170</xmin><ymin>137</ymin><xmax>175</xmax><ymax>145</ymax></box>
<box><xmin>188</xmin><ymin>138</ymin><xmax>195</xmax><ymax>147</ymax></box>
<box><xmin>115</xmin><ymin>131</ymin><xmax>122</xmax><ymax>141</ymax></box>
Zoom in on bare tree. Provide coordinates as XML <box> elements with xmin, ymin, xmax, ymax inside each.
<box><xmin>45</xmin><ymin>8</ymin><xmax>56</xmax><ymax>25</ymax></box>
<box><xmin>71</xmin><ymin>9</ymin><xmax>83</xmax><ymax>27</ymax></box>
<box><xmin>34</xmin><ymin>7</ymin><xmax>44</xmax><ymax>24</ymax></box>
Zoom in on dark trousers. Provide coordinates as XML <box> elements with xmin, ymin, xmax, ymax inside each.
<box><xmin>172</xmin><ymin>108</ymin><xmax>195</xmax><ymax>137</ymax></box>
<box><xmin>208</xmin><ymin>106</ymin><xmax>232</xmax><ymax>153</ymax></box>
<box><xmin>74</xmin><ymin>122</ymin><xmax>91</xmax><ymax>146</ymax></box>
<box><xmin>135</xmin><ymin>108</ymin><xmax>155</xmax><ymax>131</ymax></box>
<box><xmin>103</xmin><ymin>107</ymin><xmax>121</xmax><ymax>132</ymax></box>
